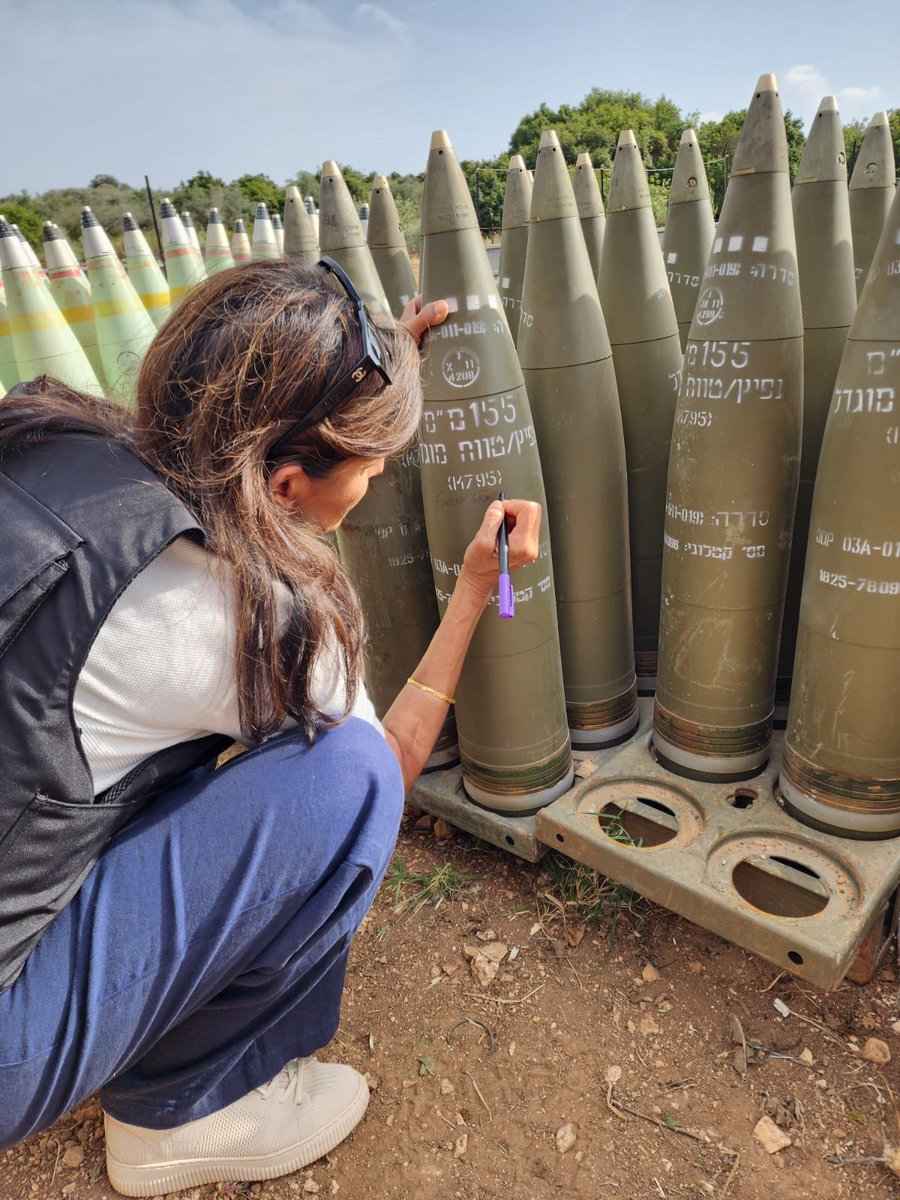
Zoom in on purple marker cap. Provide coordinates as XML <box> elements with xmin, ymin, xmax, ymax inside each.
<box><xmin>499</xmin><ymin>573</ymin><xmax>515</xmax><ymax>619</ymax></box>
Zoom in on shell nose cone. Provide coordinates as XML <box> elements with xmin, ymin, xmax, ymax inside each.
<box><xmin>538</xmin><ymin>129</ymin><xmax>561</xmax><ymax>151</ymax></box>
<box><xmin>429</xmin><ymin>130</ymin><xmax>453</xmax><ymax>152</ymax></box>
<box><xmin>730</xmin><ymin>76</ymin><xmax>789</xmax><ymax>176</ymax></box>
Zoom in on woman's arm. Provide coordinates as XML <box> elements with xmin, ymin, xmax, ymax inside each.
<box><xmin>381</xmin><ymin>497</ymin><xmax>542</xmax><ymax>790</ymax></box>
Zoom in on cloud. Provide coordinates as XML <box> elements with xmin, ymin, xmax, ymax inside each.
<box><xmin>782</xmin><ymin>62</ymin><xmax>885</xmax><ymax>127</ymax></box>
<box><xmin>356</xmin><ymin>3</ymin><xmax>410</xmax><ymax>42</ymax></box>
<box><xmin>0</xmin><ymin>0</ymin><xmax>420</xmax><ymax>193</ymax></box>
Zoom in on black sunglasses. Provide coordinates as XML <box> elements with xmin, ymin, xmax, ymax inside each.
<box><xmin>270</xmin><ymin>256</ymin><xmax>393</xmax><ymax>451</ymax></box>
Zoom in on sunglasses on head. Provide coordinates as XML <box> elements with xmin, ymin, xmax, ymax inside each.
<box><xmin>270</xmin><ymin>256</ymin><xmax>393</xmax><ymax>452</ymax></box>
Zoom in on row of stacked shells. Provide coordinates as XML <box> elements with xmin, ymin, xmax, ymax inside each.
<box><xmin>0</xmin><ymin>85</ymin><xmax>896</xmax><ymax>837</ymax></box>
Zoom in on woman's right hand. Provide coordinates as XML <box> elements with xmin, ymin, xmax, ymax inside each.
<box><xmin>459</xmin><ymin>497</ymin><xmax>543</xmax><ymax>600</ymax></box>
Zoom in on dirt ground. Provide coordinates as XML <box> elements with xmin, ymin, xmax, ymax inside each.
<box><xmin>3</xmin><ymin>808</ymin><xmax>900</xmax><ymax>1200</ymax></box>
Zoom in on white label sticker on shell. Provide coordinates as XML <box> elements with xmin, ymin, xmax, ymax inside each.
<box><xmin>667</xmin><ymin>251</ymin><xmax>678</xmax><ymax>263</ymax></box>
<box><xmin>466</xmin><ymin>294</ymin><xmax>480</xmax><ymax>311</ymax></box>
<box><xmin>752</xmin><ymin>236</ymin><xmax>769</xmax><ymax>252</ymax></box>
<box><xmin>728</xmin><ymin>235</ymin><xmax>743</xmax><ymax>252</ymax></box>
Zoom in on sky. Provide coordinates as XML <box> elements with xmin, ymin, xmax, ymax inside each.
<box><xmin>2</xmin><ymin>0</ymin><xmax>898</xmax><ymax>195</ymax></box>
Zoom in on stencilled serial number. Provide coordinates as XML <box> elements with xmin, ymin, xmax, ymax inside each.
<box><xmin>675</xmin><ymin>408</ymin><xmax>713</xmax><ymax>427</ymax></box>
<box><xmin>373</xmin><ymin>518</ymin><xmax>427</xmax><ymax>540</ymax></box>
<box><xmin>667</xmin><ymin>270</ymin><xmax>701</xmax><ymax>288</ymax></box>
<box><xmin>387</xmin><ymin>550</ymin><xmax>430</xmax><ymax>568</ymax></box>
<box><xmin>666</xmin><ymin>503</ymin><xmax>770</xmax><ymax>528</ymax></box>
<box><xmin>818</xmin><ymin>570</ymin><xmax>900</xmax><ymax>595</ymax></box>
<box><xmin>815</xmin><ymin>529</ymin><xmax>900</xmax><ymax>558</ymax></box>
<box><xmin>447</xmin><ymin>470</ymin><xmax>502</xmax><ymax>491</ymax></box>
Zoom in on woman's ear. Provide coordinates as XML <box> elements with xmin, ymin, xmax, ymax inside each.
<box><xmin>268</xmin><ymin>463</ymin><xmax>314</xmax><ymax>512</ymax></box>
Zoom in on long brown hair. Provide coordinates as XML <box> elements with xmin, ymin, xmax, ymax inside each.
<box><xmin>0</xmin><ymin>261</ymin><xmax>422</xmax><ymax>740</ymax></box>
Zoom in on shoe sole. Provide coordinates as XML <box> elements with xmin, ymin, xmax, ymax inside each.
<box><xmin>106</xmin><ymin>1074</ymin><xmax>369</xmax><ymax>1197</ymax></box>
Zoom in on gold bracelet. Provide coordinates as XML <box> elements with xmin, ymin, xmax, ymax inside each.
<box><xmin>406</xmin><ymin>677</ymin><xmax>456</xmax><ymax>705</ymax></box>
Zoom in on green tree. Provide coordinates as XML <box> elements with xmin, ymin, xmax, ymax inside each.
<box><xmin>180</xmin><ymin>170</ymin><xmax>226</xmax><ymax>193</ymax></box>
<box><xmin>89</xmin><ymin>173</ymin><xmax>124</xmax><ymax>189</ymax></box>
<box><xmin>286</xmin><ymin>171</ymin><xmax>321</xmax><ymax>206</ymax></box>
<box><xmin>461</xmin><ymin>158</ymin><xmax>508</xmax><ymax>234</ymax></box>
<box><xmin>235</xmin><ymin>173</ymin><xmax>284</xmax><ymax>213</ymax></box>
<box><xmin>1</xmin><ymin>201</ymin><xmax>43</xmax><ymax>249</ymax></box>
<box><xmin>509</xmin><ymin>88</ymin><xmax>685</xmax><ymax>173</ymax></box>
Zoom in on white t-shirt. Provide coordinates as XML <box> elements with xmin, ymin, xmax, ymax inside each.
<box><xmin>73</xmin><ymin>537</ymin><xmax>382</xmax><ymax>794</ymax></box>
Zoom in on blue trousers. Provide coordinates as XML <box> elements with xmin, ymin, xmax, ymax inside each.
<box><xmin>0</xmin><ymin>718</ymin><xmax>403</xmax><ymax>1148</ymax></box>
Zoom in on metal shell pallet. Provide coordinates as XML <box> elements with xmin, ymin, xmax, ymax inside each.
<box><xmin>409</xmin><ymin>701</ymin><xmax>899</xmax><ymax>990</ymax></box>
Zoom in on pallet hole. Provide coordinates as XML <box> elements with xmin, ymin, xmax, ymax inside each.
<box><xmin>504</xmin><ymin>836</ymin><xmax>515</xmax><ymax>847</ymax></box>
<box><xmin>727</xmin><ymin>788</ymin><xmax>757</xmax><ymax>810</ymax></box>
<box><xmin>555</xmin><ymin>833</ymin><xmax>565</xmax><ymax>843</ymax></box>
<box><xmin>599</xmin><ymin>797</ymin><xmax>678</xmax><ymax>848</ymax></box>
<box><xmin>732</xmin><ymin>855</ymin><xmax>829</xmax><ymax>918</ymax></box>
<box><xmin>788</xmin><ymin>950</ymin><xmax>804</xmax><ymax>965</ymax></box>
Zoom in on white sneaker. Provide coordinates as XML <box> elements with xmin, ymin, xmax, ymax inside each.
<box><xmin>104</xmin><ymin>1056</ymin><xmax>369</xmax><ymax>1197</ymax></box>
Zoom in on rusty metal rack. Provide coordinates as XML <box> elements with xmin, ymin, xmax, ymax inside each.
<box><xmin>409</xmin><ymin>700</ymin><xmax>899</xmax><ymax>989</ymax></box>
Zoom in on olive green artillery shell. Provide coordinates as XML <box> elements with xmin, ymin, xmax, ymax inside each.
<box><xmin>0</xmin><ymin>222</ymin><xmax>101</xmax><ymax>396</ymax></box>
<box><xmin>572</xmin><ymin>152</ymin><xmax>606</xmax><ymax>282</ymax></box>
<box><xmin>778</xmin><ymin>99</ymin><xmax>857</xmax><ymax>707</ymax></box>
<box><xmin>319</xmin><ymin>163</ymin><xmax>391</xmax><ymax>312</ymax></box>
<box><xmin>316</xmin><ymin>163</ymin><xmax>456</xmax><ymax>757</ymax></box>
<box><xmin>518</xmin><ymin>131</ymin><xmax>637</xmax><ymax>746</ymax></box>
<box><xmin>418</xmin><ymin>132</ymin><xmax>573</xmax><ymax>811</ymax></box>
<box><xmin>337</xmin><ymin>450</ymin><xmax>458</xmax><ymax>769</ymax></box>
<box><xmin>849</xmin><ymin>113</ymin><xmax>896</xmax><ymax>298</ymax></box>
<box><xmin>654</xmin><ymin>78</ymin><xmax>803</xmax><ymax>780</ymax></box>
<box><xmin>598</xmin><ymin>132</ymin><xmax>683</xmax><ymax>687</ymax></box>
<box><xmin>781</xmin><ymin>187</ymin><xmax>900</xmax><ymax>838</ymax></box>
<box><xmin>282</xmin><ymin>187</ymin><xmax>320</xmax><ymax>266</ymax></box>
<box><xmin>661</xmin><ymin>129</ymin><xmax>716</xmax><ymax>350</ymax></box>
<box><xmin>368</xmin><ymin>177</ymin><xmax>418</xmax><ymax>319</ymax></box>
<box><xmin>497</xmin><ymin>156</ymin><xmax>531</xmax><ymax>346</ymax></box>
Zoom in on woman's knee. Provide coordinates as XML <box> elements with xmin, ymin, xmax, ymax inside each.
<box><xmin>212</xmin><ymin>717</ymin><xmax>403</xmax><ymax>874</ymax></box>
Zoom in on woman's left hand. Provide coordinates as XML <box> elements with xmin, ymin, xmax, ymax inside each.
<box><xmin>400</xmin><ymin>296</ymin><xmax>449</xmax><ymax>345</ymax></box>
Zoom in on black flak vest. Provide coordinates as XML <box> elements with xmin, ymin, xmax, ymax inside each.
<box><xmin>0</xmin><ymin>436</ymin><xmax>231</xmax><ymax>993</ymax></box>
